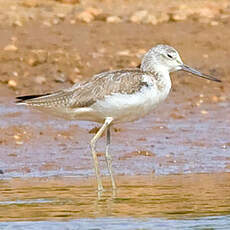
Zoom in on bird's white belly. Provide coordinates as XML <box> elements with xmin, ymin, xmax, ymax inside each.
<box><xmin>89</xmin><ymin>85</ymin><xmax>170</xmax><ymax>123</ymax></box>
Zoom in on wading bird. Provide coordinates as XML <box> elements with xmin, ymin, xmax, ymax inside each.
<box><xmin>16</xmin><ymin>44</ymin><xmax>221</xmax><ymax>191</ymax></box>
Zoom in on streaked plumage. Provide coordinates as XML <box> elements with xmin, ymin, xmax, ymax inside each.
<box><xmin>16</xmin><ymin>68</ymin><xmax>170</xmax><ymax>122</ymax></box>
<box><xmin>16</xmin><ymin>44</ymin><xmax>221</xmax><ymax>192</ymax></box>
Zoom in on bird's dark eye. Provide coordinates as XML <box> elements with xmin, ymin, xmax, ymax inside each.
<box><xmin>167</xmin><ymin>54</ymin><xmax>173</xmax><ymax>59</ymax></box>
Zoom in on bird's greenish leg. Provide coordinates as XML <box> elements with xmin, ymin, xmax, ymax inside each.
<box><xmin>105</xmin><ymin>125</ymin><xmax>117</xmax><ymax>190</ymax></box>
<box><xmin>90</xmin><ymin>117</ymin><xmax>113</xmax><ymax>191</ymax></box>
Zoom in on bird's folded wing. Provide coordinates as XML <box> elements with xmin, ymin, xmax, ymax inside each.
<box><xmin>70</xmin><ymin>69</ymin><xmax>150</xmax><ymax>108</ymax></box>
<box><xmin>16</xmin><ymin>89</ymin><xmax>74</xmax><ymax>107</ymax></box>
<box><xmin>16</xmin><ymin>69</ymin><xmax>154</xmax><ymax>108</ymax></box>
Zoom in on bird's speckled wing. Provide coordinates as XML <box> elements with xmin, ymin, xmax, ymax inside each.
<box><xmin>70</xmin><ymin>69</ymin><xmax>150</xmax><ymax>108</ymax></box>
<box><xmin>16</xmin><ymin>69</ymin><xmax>155</xmax><ymax>108</ymax></box>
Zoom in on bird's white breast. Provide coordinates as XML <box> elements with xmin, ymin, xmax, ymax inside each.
<box><xmin>90</xmin><ymin>74</ymin><xmax>171</xmax><ymax>123</ymax></box>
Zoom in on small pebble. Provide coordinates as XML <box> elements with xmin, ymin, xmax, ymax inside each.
<box><xmin>106</xmin><ymin>16</ymin><xmax>122</xmax><ymax>23</ymax></box>
<box><xmin>86</xmin><ymin>7</ymin><xmax>102</xmax><ymax>16</ymax></box>
<box><xmin>212</xmin><ymin>96</ymin><xmax>219</xmax><ymax>103</ymax></box>
<box><xmin>4</xmin><ymin>44</ymin><xmax>18</xmax><ymax>51</ymax></box>
<box><xmin>16</xmin><ymin>141</ymin><xmax>24</xmax><ymax>145</ymax></box>
<box><xmin>35</xmin><ymin>76</ymin><xmax>46</xmax><ymax>84</ymax></box>
<box><xmin>14</xmin><ymin>134</ymin><xmax>20</xmax><ymax>140</ymax></box>
<box><xmin>74</xmin><ymin>67</ymin><xmax>80</xmax><ymax>73</ymax></box>
<box><xmin>28</xmin><ymin>57</ymin><xmax>37</xmax><ymax>66</ymax></box>
<box><xmin>116</xmin><ymin>50</ymin><xmax>131</xmax><ymax>56</ymax></box>
<box><xmin>170</xmin><ymin>112</ymin><xmax>185</xmax><ymax>119</ymax></box>
<box><xmin>52</xmin><ymin>18</ymin><xmax>60</xmax><ymax>25</ymax></box>
<box><xmin>43</xmin><ymin>21</ymin><xmax>52</xmax><ymax>27</ymax></box>
<box><xmin>77</xmin><ymin>11</ymin><xmax>94</xmax><ymax>23</ymax></box>
<box><xmin>130</xmin><ymin>10</ymin><xmax>148</xmax><ymax>23</ymax></box>
<box><xmin>13</xmin><ymin>20</ymin><xmax>23</xmax><ymax>27</ymax></box>
<box><xmin>8</xmin><ymin>153</ymin><xmax>17</xmax><ymax>157</ymax></box>
<box><xmin>57</xmin><ymin>13</ymin><xmax>66</xmax><ymax>20</ymax></box>
<box><xmin>171</xmin><ymin>12</ymin><xmax>188</xmax><ymax>21</ymax></box>
<box><xmin>137</xmin><ymin>150</ymin><xmax>154</xmax><ymax>157</ymax></box>
<box><xmin>201</xmin><ymin>110</ymin><xmax>208</xmax><ymax>115</ymax></box>
<box><xmin>145</xmin><ymin>14</ymin><xmax>157</xmax><ymax>25</ymax></box>
<box><xmin>210</xmin><ymin>21</ymin><xmax>219</xmax><ymax>26</ymax></box>
<box><xmin>54</xmin><ymin>73</ymin><xmax>66</xmax><ymax>83</ymax></box>
<box><xmin>70</xmin><ymin>19</ymin><xmax>76</xmax><ymax>24</ymax></box>
<box><xmin>8</xmin><ymin>79</ymin><xmax>17</xmax><ymax>88</ymax></box>
<box><xmin>68</xmin><ymin>74</ymin><xmax>83</xmax><ymax>84</ymax></box>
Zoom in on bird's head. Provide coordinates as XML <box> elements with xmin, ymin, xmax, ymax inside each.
<box><xmin>141</xmin><ymin>44</ymin><xmax>221</xmax><ymax>82</ymax></box>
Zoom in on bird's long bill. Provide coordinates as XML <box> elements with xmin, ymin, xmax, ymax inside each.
<box><xmin>181</xmin><ymin>64</ymin><xmax>221</xmax><ymax>82</ymax></box>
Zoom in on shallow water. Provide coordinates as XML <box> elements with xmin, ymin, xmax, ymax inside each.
<box><xmin>1</xmin><ymin>174</ymin><xmax>230</xmax><ymax>229</ymax></box>
<box><xmin>1</xmin><ymin>216</ymin><xmax>230</xmax><ymax>230</ymax></box>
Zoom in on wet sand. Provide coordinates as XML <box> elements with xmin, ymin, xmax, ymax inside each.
<box><xmin>1</xmin><ymin>92</ymin><xmax>230</xmax><ymax>178</ymax></box>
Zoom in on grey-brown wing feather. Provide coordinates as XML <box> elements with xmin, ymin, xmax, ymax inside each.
<box><xmin>17</xmin><ymin>69</ymin><xmax>151</xmax><ymax>108</ymax></box>
<box><xmin>16</xmin><ymin>89</ymin><xmax>75</xmax><ymax>107</ymax></box>
<box><xmin>70</xmin><ymin>69</ymin><xmax>148</xmax><ymax>108</ymax></box>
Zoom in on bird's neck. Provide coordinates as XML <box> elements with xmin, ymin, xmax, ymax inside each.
<box><xmin>141</xmin><ymin>62</ymin><xmax>167</xmax><ymax>74</ymax></box>
<box><xmin>156</xmin><ymin>71</ymin><xmax>172</xmax><ymax>93</ymax></box>
<box><xmin>142</xmin><ymin>64</ymin><xmax>172</xmax><ymax>98</ymax></box>
<box><xmin>142</xmin><ymin>63</ymin><xmax>170</xmax><ymax>82</ymax></box>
